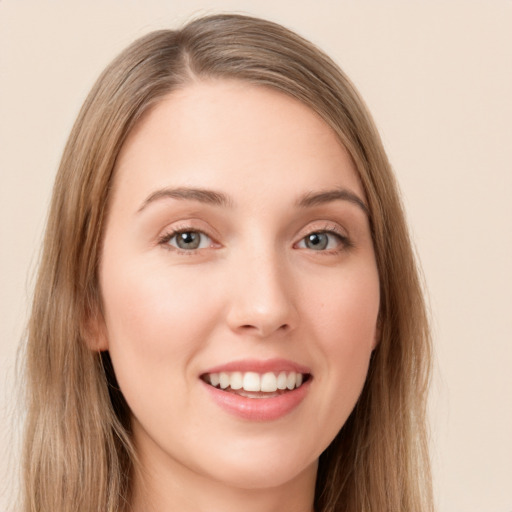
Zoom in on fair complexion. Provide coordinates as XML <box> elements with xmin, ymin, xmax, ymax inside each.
<box><xmin>95</xmin><ymin>79</ymin><xmax>380</xmax><ymax>512</ymax></box>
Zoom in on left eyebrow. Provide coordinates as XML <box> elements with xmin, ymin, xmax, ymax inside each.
<box><xmin>296</xmin><ymin>188</ymin><xmax>369</xmax><ymax>216</ymax></box>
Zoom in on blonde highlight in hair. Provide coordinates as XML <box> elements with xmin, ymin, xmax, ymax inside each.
<box><xmin>22</xmin><ymin>14</ymin><xmax>433</xmax><ymax>512</ymax></box>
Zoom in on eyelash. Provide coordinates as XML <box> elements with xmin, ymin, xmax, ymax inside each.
<box><xmin>297</xmin><ymin>225</ymin><xmax>353</xmax><ymax>254</ymax></box>
<box><xmin>158</xmin><ymin>224</ymin><xmax>352</xmax><ymax>255</ymax></box>
<box><xmin>158</xmin><ymin>227</ymin><xmax>215</xmax><ymax>255</ymax></box>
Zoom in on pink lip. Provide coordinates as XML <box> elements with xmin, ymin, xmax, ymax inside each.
<box><xmin>200</xmin><ymin>358</ymin><xmax>312</xmax><ymax>422</ymax></box>
<box><xmin>201</xmin><ymin>358</ymin><xmax>311</xmax><ymax>375</ymax></box>
<box><xmin>201</xmin><ymin>379</ymin><xmax>311</xmax><ymax>421</ymax></box>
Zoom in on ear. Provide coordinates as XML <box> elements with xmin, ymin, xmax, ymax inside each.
<box><xmin>81</xmin><ymin>305</ymin><xmax>109</xmax><ymax>352</ymax></box>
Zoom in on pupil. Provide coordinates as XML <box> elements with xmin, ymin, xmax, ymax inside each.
<box><xmin>178</xmin><ymin>232</ymin><xmax>200</xmax><ymax>249</ymax></box>
<box><xmin>307</xmin><ymin>233</ymin><xmax>328</xmax><ymax>250</ymax></box>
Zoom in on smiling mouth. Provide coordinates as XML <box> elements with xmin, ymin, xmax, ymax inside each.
<box><xmin>201</xmin><ymin>371</ymin><xmax>311</xmax><ymax>398</ymax></box>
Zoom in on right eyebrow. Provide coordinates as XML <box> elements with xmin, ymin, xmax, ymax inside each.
<box><xmin>137</xmin><ymin>187</ymin><xmax>233</xmax><ymax>213</ymax></box>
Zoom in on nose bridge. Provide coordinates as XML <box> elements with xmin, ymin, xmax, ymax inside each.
<box><xmin>226</xmin><ymin>239</ymin><xmax>297</xmax><ymax>337</ymax></box>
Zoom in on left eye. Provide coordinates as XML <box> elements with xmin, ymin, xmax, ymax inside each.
<box><xmin>165</xmin><ymin>230</ymin><xmax>212</xmax><ymax>251</ymax></box>
<box><xmin>296</xmin><ymin>231</ymin><xmax>344</xmax><ymax>251</ymax></box>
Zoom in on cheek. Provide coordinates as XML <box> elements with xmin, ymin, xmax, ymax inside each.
<box><xmin>302</xmin><ymin>263</ymin><xmax>379</xmax><ymax>406</ymax></box>
<box><xmin>307</xmin><ymin>263</ymin><xmax>380</xmax><ymax>346</ymax></box>
<box><xmin>99</xmin><ymin>259</ymin><xmax>222</xmax><ymax>386</ymax></box>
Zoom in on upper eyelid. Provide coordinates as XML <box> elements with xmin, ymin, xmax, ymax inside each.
<box><xmin>157</xmin><ymin>220</ymin><xmax>220</xmax><ymax>241</ymax></box>
<box><xmin>297</xmin><ymin>221</ymin><xmax>348</xmax><ymax>238</ymax></box>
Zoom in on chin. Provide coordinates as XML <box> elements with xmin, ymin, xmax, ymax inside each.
<box><xmin>195</xmin><ymin>438</ymin><xmax>320</xmax><ymax>490</ymax></box>
<box><xmin>207</xmin><ymin>457</ymin><xmax>318</xmax><ymax>491</ymax></box>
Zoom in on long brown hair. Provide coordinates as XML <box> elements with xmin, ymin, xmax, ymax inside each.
<box><xmin>22</xmin><ymin>14</ymin><xmax>433</xmax><ymax>512</ymax></box>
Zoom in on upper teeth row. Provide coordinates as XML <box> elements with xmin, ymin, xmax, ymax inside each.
<box><xmin>207</xmin><ymin>371</ymin><xmax>304</xmax><ymax>393</ymax></box>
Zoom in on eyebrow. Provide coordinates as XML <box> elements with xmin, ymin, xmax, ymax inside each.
<box><xmin>296</xmin><ymin>188</ymin><xmax>369</xmax><ymax>216</ymax></box>
<box><xmin>137</xmin><ymin>186</ymin><xmax>368</xmax><ymax>215</ymax></box>
<box><xmin>137</xmin><ymin>187</ymin><xmax>232</xmax><ymax>213</ymax></box>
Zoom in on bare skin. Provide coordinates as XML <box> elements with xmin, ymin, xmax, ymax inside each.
<box><xmin>95</xmin><ymin>79</ymin><xmax>380</xmax><ymax>512</ymax></box>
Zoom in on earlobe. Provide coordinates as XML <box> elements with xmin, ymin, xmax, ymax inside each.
<box><xmin>82</xmin><ymin>307</ymin><xmax>109</xmax><ymax>352</ymax></box>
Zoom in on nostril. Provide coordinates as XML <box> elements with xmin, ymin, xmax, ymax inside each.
<box><xmin>239</xmin><ymin>324</ymin><xmax>257</xmax><ymax>331</ymax></box>
<box><xmin>237</xmin><ymin>322</ymin><xmax>290</xmax><ymax>337</ymax></box>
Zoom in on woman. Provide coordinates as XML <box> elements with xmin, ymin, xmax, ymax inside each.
<box><xmin>22</xmin><ymin>13</ymin><xmax>433</xmax><ymax>512</ymax></box>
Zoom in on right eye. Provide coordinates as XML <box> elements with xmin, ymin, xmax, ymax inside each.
<box><xmin>161</xmin><ymin>229</ymin><xmax>214</xmax><ymax>252</ymax></box>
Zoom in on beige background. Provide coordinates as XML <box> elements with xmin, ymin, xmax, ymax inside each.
<box><xmin>1</xmin><ymin>1</ymin><xmax>511</xmax><ymax>510</ymax></box>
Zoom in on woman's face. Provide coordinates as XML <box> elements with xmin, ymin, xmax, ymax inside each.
<box><xmin>97</xmin><ymin>79</ymin><xmax>380</xmax><ymax>491</ymax></box>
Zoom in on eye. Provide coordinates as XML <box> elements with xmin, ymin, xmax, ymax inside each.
<box><xmin>162</xmin><ymin>229</ymin><xmax>213</xmax><ymax>251</ymax></box>
<box><xmin>296</xmin><ymin>231</ymin><xmax>347</xmax><ymax>251</ymax></box>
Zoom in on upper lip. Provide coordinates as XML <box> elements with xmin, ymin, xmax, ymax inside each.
<box><xmin>200</xmin><ymin>358</ymin><xmax>312</xmax><ymax>376</ymax></box>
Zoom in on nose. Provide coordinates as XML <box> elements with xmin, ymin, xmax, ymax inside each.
<box><xmin>226</xmin><ymin>250</ymin><xmax>299</xmax><ymax>338</ymax></box>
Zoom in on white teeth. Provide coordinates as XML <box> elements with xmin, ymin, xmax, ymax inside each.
<box><xmin>243</xmin><ymin>372</ymin><xmax>260</xmax><ymax>392</ymax></box>
<box><xmin>276</xmin><ymin>371</ymin><xmax>287</xmax><ymax>390</ymax></box>
<box><xmin>210</xmin><ymin>373</ymin><xmax>220</xmax><ymax>387</ymax></box>
<box><xmin>260</xmin><ymin>372</ymin><xmax>277</xmax><ymax>392</ymax></box>
<box><xmin>206</xmin><ymin>371</ymin><xmax>306</xmax><ymax>393</ymax></box>
<box><xmin>219</xmin><ymin>372</ymin><xmax>230</xmax><ymax>389</ymax></box>
<box><xmin>230</xmin><ymin>371</ymin><xmax>243</xmax><ymax>390</ymax></box>
<box><xmin>286</xmin><ymin>371</ymin><xmax>297</xmax><ymax>390</ymax></box>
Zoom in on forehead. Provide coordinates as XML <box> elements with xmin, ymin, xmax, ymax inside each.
<box><xmin>113</xmin><ymin>79</ymin><xmax>363</xmax><ymax>208</ymax></box>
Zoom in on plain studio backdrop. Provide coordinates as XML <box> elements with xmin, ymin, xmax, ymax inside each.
<box><xmin>1</xmin><ymin>1</ymin><xmax>511</xmax><ymax>511</ymax></box>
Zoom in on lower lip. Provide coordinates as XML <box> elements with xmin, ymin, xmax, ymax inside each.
<box><xmin>201</xmin><ymin>379</ymin><xmax>311</xmax><ymax>421</ymax></box>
